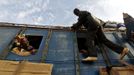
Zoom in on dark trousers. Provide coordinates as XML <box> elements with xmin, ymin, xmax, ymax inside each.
<box><xmin>86</xmin><ymin>26</ymin><xmax>124</xmax><ymax>57</ymax></box>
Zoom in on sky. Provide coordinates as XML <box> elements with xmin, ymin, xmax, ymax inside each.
<box><xmin>0</xmin><ymin>0</ymin><xmax>134</xmax><ymax>26</ymax></box>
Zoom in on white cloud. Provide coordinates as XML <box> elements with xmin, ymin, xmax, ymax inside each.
<box><xmin>37</xmin><ymin>17</ymin><xmax>43</xmax><ymax>22</ymax></box>
<box><xmin>77</xmin><ymin>0</ymin><xmax>134</xmax><ymax>22</ymax></box>
<box><xmin>0</xmin><ymin>0</ymin><xmax>134</xmax><ymax>25</ymax></box>
<box><xmin>0</xmin><ymin>0</ymin><xmax>9</xmax><ymax>5</ymax></box>
<box><xmin>17</xmin><ymin>12</ymin><xmax>26</xmax><ymax>18</ymax></box>
<box><xmin>33</xmin><ymin>16</ymin><xmax>44</xmax><ymax>24</ymax></box>
<box><xmin>17</xmin><ymin>7</ymin><xmax>41</xmax><ymax>19</ymax></box>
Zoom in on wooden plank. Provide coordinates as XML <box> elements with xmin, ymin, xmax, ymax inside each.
<box><xmin>0</xmin><ymin>60</ymin><xmax>53</xmax><ymax>75</ymax></box>
<box><xmin>0</xmin><ymin>72</ymin><xmax>51</xmax><ymax>75</ymax></box>
<box><xmin>100</xmin><ymin>67</ymin><xmax>134</xmax><ymax>75</ymax></box>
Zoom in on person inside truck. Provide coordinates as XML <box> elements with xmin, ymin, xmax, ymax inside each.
<box><xmin>12</xmin><ymin>34</ymin><xmax>36</xmax><ymax>56</ymax></box>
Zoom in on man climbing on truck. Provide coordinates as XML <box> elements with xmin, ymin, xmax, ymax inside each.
<box><xmin>71</xmin><ymin>8</ymin><xmax>129</xmax><ymax>62</ymax></box>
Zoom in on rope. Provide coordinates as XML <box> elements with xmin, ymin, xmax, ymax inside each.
<box><xmin>13</xmin><ymin>60</ymin><xmax>26</xmax><ymax>75</ymax></box>
<box><xmin>0</xmin><ymin>26</ymin><xmax>27</xmax><ymax>59</ymax></box>
<box><xmin>41</xmin><ymin>29</ymin><xmax>52</xmax><ymax>63</ymax></box>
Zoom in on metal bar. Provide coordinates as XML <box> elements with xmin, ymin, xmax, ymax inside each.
<box><xmin>113</xmin><ymin>32</ymin><xmax>134</xmax><ymax>58</ymax></box>
<box><xmin>41</xmin><ymin>29</ymin><xmax>52</xmax><ymax>63</ymax></box>
<box><xmin>73</xmin><ymin>31</ymin><xmax>81</xmax><ymax>75</ymax></box>
<box><xmin>113</xmin><ymin>33</ymin><xmax>134</xmax><ymax>70</ymax></box>
<box><xmin>121</xmin><ymin>32</ymin><xmax>134</xmax><ymax>48</ymax></box>
<box><xmin>0</xmin><ymin>23</ymin><xmax>73</xmax><ymax>31</ymax></box>
<box><xmin>0</xmin><ymin>26</ymin><xmax>27</xmax><ymax>59</ymax></box>
<box><xmin>98</xmin><ymin>44</ymin><xmax>113</xmax><ymax>75</ymax></box>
